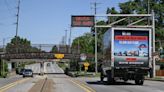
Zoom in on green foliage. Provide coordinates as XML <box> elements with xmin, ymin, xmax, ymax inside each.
<box><xmin>0</xmin><ymin>60</ymin><xmax>8</xmax><ymax>77</ymax></box>
<box><xmin>119</xmin><ymin>0</ymin><xmax>164</xmax><ymax>32</ymax></box>
<box><xmin>51</xmin><ymin>45</ymin><xmax>58</xmax><ymax>52</ymax></box>
<box><xmin>6</xmin><ymin>36</ymin><xmax>41</xmax><ymax>53</ymax></box>
<box><xmin>72</xmin><ymin>33</ymin><xmax>95</xmax><ymax>54</ymax></box>
<box><xmin>72</xmin><ymin>0</ymin><xmax>164</xmax><ymax>55</ymax></box>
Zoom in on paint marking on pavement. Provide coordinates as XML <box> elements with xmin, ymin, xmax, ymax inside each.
<box><xmin>68</xmin><ymin>79</ymin><xmax>96</xmax><ymax>92</ymax></box>
<box><xmin>74</xmin><ymin>80</ymin><xmax>96</xmax><ymax>92</ymax></box>
<box><xmin>0</xmin><ymin>78</ymin><xmax>29</xmax><ymax>92</ymax></box>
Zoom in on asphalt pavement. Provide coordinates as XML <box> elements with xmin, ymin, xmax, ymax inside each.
<box><xmin>75</xmin><ymin>77</ymin><xmax>164</xmax><ymax>92</ymax></box>
<box><xmin>25</xmin><ymin>63</ymin><xmax>41</xmax><ymax>74</ymax></box>
<box><xmin>0</xmin><ymin>75</ymin><xmax>22</xmax><ymax>88</ymax></box>
<box><xmin>2</xmin><ymin>62</ymin><xmax>164</xmax><ymax>92</ymax></box>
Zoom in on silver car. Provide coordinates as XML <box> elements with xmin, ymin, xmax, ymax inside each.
<box><xmin>23</xmin><ymin>69</ymin><xmax>33</xmax><ymax>77</ymax></box>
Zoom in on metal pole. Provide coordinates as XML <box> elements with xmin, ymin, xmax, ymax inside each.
<box><xmin>2</xmin><ymin>38</ymin><xmax>5</xmax><ymax>76</ymax></box>
<box><xmin>15</xmin><ymin>0</ymin><xmax>20</xmax><ymax>49</ymax></box>
<box><xmin>94</xmin><ymin>2</ymin><xmax>98</xmax><ymax>73</ymax></box>
<box><xmin>69</xmin><ymin>27</ymin><xmax>72</xmax><ymax>53</ymax></box>
<box><xmin>152</xmin><ymin>10</ymin><xmax>156</xmax><ymax>77</ymax></box>
<box><xmin>95</xmin><ymin>23</ymin><xmax>98</xmax><ymax>73</ymax></box>
<box><xmin>148</xmin><ymin>0</ymin><xmax>150</xmax><ymax>14</ymax></box>
<box><xmin>65</xmin><ymin>30</ymin><xmax>68</xmax><ymax>45</ymax></box>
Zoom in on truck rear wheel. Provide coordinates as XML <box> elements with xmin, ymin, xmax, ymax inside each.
<box><xmin>107</xmin><ymin>71</ymin><xmax>115</xmax><ymax>84</ymax></box>
<box><xmin>135</xmin><ymin>75</ymin><xmax>144</xmax><ymax>85</ymax></box>
<box><xmin>123</xmin><ymin>79</ymin><xmax>128</xmax><ymax>82</ymax></box>
<box><xmin>100</xmin><ymin>73</ymin><xmax>104</xmax><ymax>82</ymax></box>
<box><xmin>135</xmin><ymin>80</ymin><xmax>144</xmax><ymax>85</ymax></box>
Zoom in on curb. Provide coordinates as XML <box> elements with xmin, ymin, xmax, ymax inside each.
<box><xmin>145</xmin><ymin>78</ymin><xmax>164</xmax><ymax>82</ymax></box>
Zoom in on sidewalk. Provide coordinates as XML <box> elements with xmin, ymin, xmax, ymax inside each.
<box><xmin>7</xmin><ymin>71</ymin><xmax>16</xmax><ymax>78</ymax></box>
<box><xmin>145</xmin><ymin>76</ymin><xmax>164</xmax><ymax>82</ymax></box>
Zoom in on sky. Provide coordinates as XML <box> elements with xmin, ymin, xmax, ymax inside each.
<box><xmin>0</xmin><ymin>0</ymin><xmax>129</xmax><ymax>45</ymax></box>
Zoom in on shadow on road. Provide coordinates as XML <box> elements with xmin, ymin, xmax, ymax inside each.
<box><xmin>86</xmin><ymin>81</ymin><xmax>136</xmax><ymax>86</ymax></box>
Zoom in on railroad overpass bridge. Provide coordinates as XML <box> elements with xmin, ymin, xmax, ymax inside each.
<box><xmin>1</xmin><ymin>52</ymin><xmax>80</xmax><ymax>60</ymax></box>
<box><xmin>0</xmin><ymin>52</ymin><xmax>94</xmax><ymax>74</ymax></box>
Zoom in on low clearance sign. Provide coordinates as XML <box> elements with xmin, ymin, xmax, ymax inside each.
<box><xmin>71</xmin><ymin>16</ymin><xmax>94</xmax><ymax>27</ymax></box>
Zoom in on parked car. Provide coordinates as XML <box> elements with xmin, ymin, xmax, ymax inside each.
<box><xmin>19</xmin><ymin>69</ymin><xmax>25</xmax><ymax>75</ymax></box>
<box><xmin>23</xmin><ymin>69</ymin><xmax>33</xmax><ymax>78</ymax></box>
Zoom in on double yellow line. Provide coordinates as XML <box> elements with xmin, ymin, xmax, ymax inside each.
<box><xmin>0</xmin><ymin>78</ymin><xmax>29</xmax><ymax>92</ymax></box>
<box><xmin>68</xmin><ymin>79</ymin><xmax>96</xmax><ymax>92</ymax></box>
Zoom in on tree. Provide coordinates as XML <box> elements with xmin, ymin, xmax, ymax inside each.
<box><xmin>72</xmin><ymin>0</ymin><xmax>164</xmax><ymax>54</ymax></box>
<box><xmin>118</xmin><ymin>0</ymin><xmax>164</xmax><ymax>48</ymax></box>
<box><xmin>72</xmin><ymin>33</ymin><xmax>94</xmax><ymax>54</ymax></box>
<box><xmin>6</xmin><ymin>36</ymin><xmax>41</xmax><ymax>53</ymax></box>
<box><xmin>51</xmin><ymin>45</ymin><xmax>58</xmax><ymax>52</ymax></box>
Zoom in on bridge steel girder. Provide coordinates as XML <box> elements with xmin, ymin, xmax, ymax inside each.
<box><xmin>0</xmin><ymin>53</ymin><xmax>80</xmax><ymax>59</ymax></box>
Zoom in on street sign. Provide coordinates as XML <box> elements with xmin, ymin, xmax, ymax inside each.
<box><xmin>80</xmin><ymin>53</ymin><xmax>87</xmax><ymax>61</ymax></box>
<box><xmin>83</xmin><ymin>62</ymin><xmax>90</xmax><ymax>67</ymax></box>
<box><xmin>54</xmin><ymin>54</ymin><xmax>64</xmax><ymax>59</ymax></box>
<box><xmin>84</xmin><ymin>62</ymin><xmax>90</xmax><ymax>71</ymax></box>
<box><xmin>71</xmin><ymin>16</ymin><xmax>94</xmax><ymax>27</ymax></box>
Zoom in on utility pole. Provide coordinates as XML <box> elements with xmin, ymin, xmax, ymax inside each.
<box><xmin>148</xmin><ymin>0</ymin><xmax>150</xmax><ymax>14</ymax></box>
<box><xmin>148</xmin><ymin>0</ymin><xmax>150</xmax><ymax>25</ymax></box>
<box><xmin>2</xmin><ymin>38</ymin><xmax>5</xmax><ymax>76</ymax></box>
<box><xmin>91</xmin><ymin>2</ymin><xmax>100</xmax><ymax>73</ymax></box>
<box><xmin>69</xmin><ymin>27</ymin><xmax>72</xmax><ymax>53</ymax></box>
<box><xmin>15</xmin><ymin>0</ymin><xmax>21</xmax><ymax>68</ymax></box>
<box><xmin>15</xmin><ymin>0</ymin><xmax>20</xmax><ymax>53</ymax></box>
<box><xmin>65</xmin><ymin>30</ymin><xmax>68</xmax><ymax>45</ymax></box>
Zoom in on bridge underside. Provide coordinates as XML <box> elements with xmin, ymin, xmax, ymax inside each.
<box><xmin>1</xmin><ymin>53</ymin><xmax>80</xmax><ymax>59</ymax></box>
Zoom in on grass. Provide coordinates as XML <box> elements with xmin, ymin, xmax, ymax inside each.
<box><xmin>70</xmin><ymin>71</ymin><xmax>100</xmax><ymax>77</ymax></box>
<box><xmin>57</xmin><ymin>62</ymin><xmax>68</xmax><ymax>70</ymax></box>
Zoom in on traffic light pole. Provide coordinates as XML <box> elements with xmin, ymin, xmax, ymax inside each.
<box><xmin>95</xmin><ymin>21</ymin><xmax>98</xmax><ymax>74</ymax></box>
<box><xmin>94</xmin><ymin>2</ymin><xmax>98</xmax><ymax>74</ymax></box>
<box><xmin>152</xmin><ymin>10</ymin><xmax>156</xmax><ymax>77</ymax></box>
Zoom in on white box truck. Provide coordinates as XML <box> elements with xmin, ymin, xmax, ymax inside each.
<box><xmin>100</xmin><ymin>27</ymin><xmax>152</xmax><ymax>85</ymax></box>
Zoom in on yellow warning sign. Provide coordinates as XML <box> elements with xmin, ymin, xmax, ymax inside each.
<box><xmin>83</xmin><ymin>62</ymin><xmax>90</xmax><ymax>67</ymax></box>
<box><xmin>54</xmin><ymin>54</ymin><xmax>64</xmax><ymax>59</ymax></box>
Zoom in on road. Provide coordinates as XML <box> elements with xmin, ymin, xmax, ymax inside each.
<box><xmin>0</xmin><ymin>75</ymin><xmax>22</xmax><ymax>88</ymax></box>
<box><xmin>1</xmin><ymin>62</ymin><xmax>164</xmax><ymax>92</ymax></box>
<box><xmin>25</xmin><ymin>62</ymin><xmax>64</xmax><ymax>74</ymax></box>
<box><xmin>75</xmin><ymin>77</ymin><xmax>164</xmax><ymax>92</ymax></box>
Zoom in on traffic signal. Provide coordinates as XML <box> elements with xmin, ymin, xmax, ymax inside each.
<box><xmin>91</xmin><ymin>27</ymin><xmax>95</xmax><ymax>36</ymax></box>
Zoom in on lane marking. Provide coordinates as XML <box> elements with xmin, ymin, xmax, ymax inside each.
<box><xmin>68</xmin><ymin>79</ymin><xmax>96</xmax><ymax>92</ymax></box>
<box><xmin>0</xmin><ymin>78</ymin><xmax>29</xmax><ymax>92</ymax></box>
<box><xmin>74</xmin><ymin>80</ymin><xmax>96</xmax><ymax>92</ymax></box>
<box><xmin>69</xmin><ymin>79</ymin><xmax>91</xmax><ymax>92</ymax></box>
